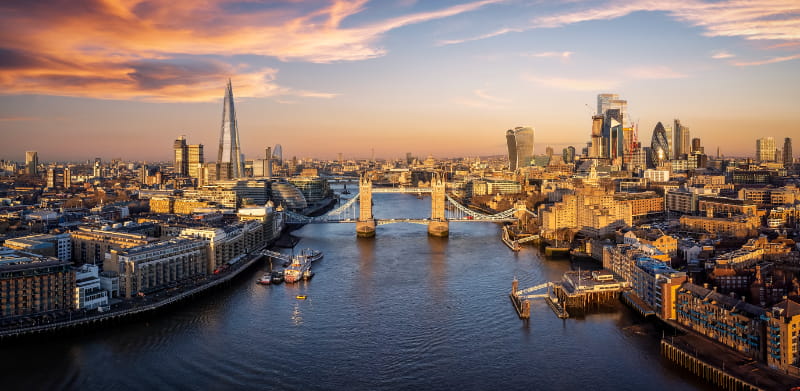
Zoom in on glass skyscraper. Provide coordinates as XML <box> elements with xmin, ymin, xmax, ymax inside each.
<box><xmin>506</xmin><ymin>127</ymin><xmax>534</xmax><ymax>171</ymax></box>
<box><xmin>218</xmin><ymin>79</ymin><xmax>244</xmax><ymax>179</ymax></box>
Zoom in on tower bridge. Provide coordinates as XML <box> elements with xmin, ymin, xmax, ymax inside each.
<box><xmin>284</xmin><ymin>174</ymin><xmax>536</xmax><ymax>237</ymax></box>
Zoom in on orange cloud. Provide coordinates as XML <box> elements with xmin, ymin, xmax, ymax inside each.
<box><xmin>0</xmin><ymin>0</ymin><xmax>500</xmax><ymax>101</ymax></box>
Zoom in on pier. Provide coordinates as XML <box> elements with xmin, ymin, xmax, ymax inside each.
<box><xmin>510</xmin><ymin>279</ymin><xmax>567</xmax><ymax>319</ymax></box>
<box><xmin>501</xmin><ymin>226</ymin><xmax>521</xmax><ymax>252</ymax></box>
<box><xmin>551</xmin><ymin>270</ymin><xmax>624</xmax><ymax>310</ymax></box>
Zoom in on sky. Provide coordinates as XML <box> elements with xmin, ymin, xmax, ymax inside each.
<box><xmin>0</xmin><ymin>0</ymin><xmax>798</xmax><ymax>162</ymax></box>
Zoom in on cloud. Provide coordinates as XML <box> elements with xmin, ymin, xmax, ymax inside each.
<box><xmin>733</xmin><ymin>53</ymin><xmax>800</xmax><ymax>66</ymax></box>
<box><xmin>0</xmin><ymin>116</ymin><xmax>41</xmax><ymax>122</ymax></box>
<box><xmin>525</xmin><ymin>51</ymin><xmax>574</xmax><ymax>59</ymax></box>
<box><xmin>442</xmin><ymin>0</ymin><xmax>800</xmax><ymax>62</ymax></box>
<box><xmin>438</xmin><ymin>27</ymin><xmax>524</xmax><ymax>46</ymax></box>
<box><xmin>0</xmin><ymin>0</ymin><xmax>500</xmax><ymax>101</ymax></box>
<box><xmin>625</xmin><ymin>65</ymin><xmax>688</xmax><ymax>79</ymax></box>
<box><xmin>711</xmin><ymin>50</ymin><xmax>735</xmax><ymax>59</ymax></box>
<box><xmin>453</xmin><ymin>88</ymin><xmax>510</xmax><ymax>109</ymax></box>
<box><xmin>522</xmin><ymin>73</ymin><xmax>617</xmax><ymax>91</ymax></box>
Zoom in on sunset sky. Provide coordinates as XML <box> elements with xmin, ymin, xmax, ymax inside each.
<box><xmin>1</xmin><ymin>0</ymin><xmax>798</xmax><ymax>162</ymax></box>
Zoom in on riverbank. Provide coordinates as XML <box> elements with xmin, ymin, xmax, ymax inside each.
<box><xmin>0</xmin><ymin>250</ymin><xmax>265</xmax><ymax>342</ymax></box>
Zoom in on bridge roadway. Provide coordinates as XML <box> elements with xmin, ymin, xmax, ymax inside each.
<box><xmin>297</xmin><ymin>217</ymin><xmax>516</xmax><ymax>225</ymax></box>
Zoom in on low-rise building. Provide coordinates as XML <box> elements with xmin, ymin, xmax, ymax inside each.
<box><xmin>74</xmin><ymin>264</ymin><xmax>109</xmax><ymax>310</ymax></box>
<box><xmin>765</xmin><ymin>298</ymin><xmax>800</xmax><ymax>375</ymax></box>
<box><xmin>0</xmin><ymin>247</ymin><xmax>75</xmax><ymax>317</ymax></box>
<box><xmin>106</xmin><ymin>238</ymin><xmax>208</xmax><ymax>298</ymax></box>
<box><xmin>70</xmin><ymin>227</ymin><xmax>155</xmax><ymax>265</ymax></box>
<box><xmin>3</xmin><ymin>233</ymin><xmax>72</xmax><ymax>261</ymax></box>
<box><xmin>675</xmin><ymin>282</ymin><xmax>764</xmax><ymax>360</ymax></box>
<box><xmin>614</xmin><ymin>191</ymin><xmax>664</xmax><ymax>219</ymax></box>
<box><xmin>679</xmin><ymin>215</ymin><xmax>760</xmax><ymax>239</ymax></box>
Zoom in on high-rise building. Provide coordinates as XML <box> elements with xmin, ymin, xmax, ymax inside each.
<box><xmin>25</xmin><ymin>151</ymin><xmax>38</xmax><ymax>176</ymax></box>
<box><xmin>505</xmin><ymin>126</ymin><xmax>535</xmax><ymax>171</ymax></box>
<box><xmin>93</xmin><ymin>157</ymin><xmax>102</xmax><ymax>178</ymax></box>
<box><xmin>46</xmin><ymin>168</ymin><xmax>55</xmax><ymax>189</ymax></box>
<box><xmin>606</xmin><ymin>109</ymin><xmax>624</xmax><ymax>160</ymax></box>
<box><xmin>64</xmin><ymin>166</ymin><xmax>71</xmax><ymax>188</ymax></box>
<box><xmin>663</xmin><ymin>124</ymin><xmax>674</xmax><ymax>159</ymax></box>
<box><xmin>691</xmin><ymin>138</ymin><xmax>704</xmax><ymax>155</ymax></box>
<box><xmin>784</xmin><ymin>138</ymin><xmax>793</xmax><ymax>167</ymax></box>
<box><xmin>562</xmin><ymin>146</ymin><xmax>576</xmax><ymax>164</ymax></box>
<box><xmin>174</xmin><ymin>136</ymin><xmax>188</xmax><ymax>176</ymax></box>
<box><xmin>545</xmin><ymin>146</ymin><xmax>554</xmax><ymax>157</ymax></box>
<box><xmin>756</xmin><ymin>137</ymin><xmax>776</xmax><ymax>162</ymax></box>
<box><xmin>673</xmin><ymin>119</ymin><xmax>690</xmax><ymax>158</ymax></box>
<box><xmin>650</xmin><ymin>122</ymin><xmax>670</xmax><ymax>168</ymax></box>
<box><xmin>273</xmin><ymin>144</ymin><xmax>283</xmax><ymax>165</ymax></box>
<box><xmin>590</xmin><ymin>115</ymin><xmax>604</xmax><ymax>158</ymax></box>
<box><xmin>217</xmin><ymin>79</ymin><xmax>244</xmax><ymax>179</ymax></box>
<box><xmin>188</xmin><ymin>144</ymin><xmax>204</xmax><ymax>179</ymax></box>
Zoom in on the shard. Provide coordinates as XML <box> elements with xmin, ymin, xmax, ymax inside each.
<box><xmin>218</xmin><ymin>79</ymin><xmax>244</xmax><ymax>179</ymax></box>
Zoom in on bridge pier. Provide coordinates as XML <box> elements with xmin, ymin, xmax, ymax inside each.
<box><xmin>427</xmin><ymin>220</ymin><xmax>449</xmax><ymax>237</ymax></box>
<box><xmin>356</xmin><ymin>220</ymin><xmax>376</xmax><ymax>238</ymax></box>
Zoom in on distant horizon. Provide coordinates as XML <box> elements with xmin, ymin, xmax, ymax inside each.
<box><xmin>1</xmin><ymin>1</ymin><xmax>798</xmax><ymax>162</ymax></box>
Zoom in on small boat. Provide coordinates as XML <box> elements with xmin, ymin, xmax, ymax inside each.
<box><xmin>302</xmin><ymin>269</ymin><xmax>315</xmax><ymax>281</ymax></box>
<box><xmin>296</xmin><ymin>295</ymin><xmax>307</xmax><ymax>300</ymax></box>
<box><xmin>271</xmin><ymin>271</ymin><xmax>284</xmax><ymax>284</ymax></box>
<box><xmin>256</xmin><ymin>274</ymin><xmax>271</xmax><ymax>285</ymax></box>
<box><xmin>298</xmin><ymin>248</ymin><xmax>323</xmax><ymax>262</ymax></box>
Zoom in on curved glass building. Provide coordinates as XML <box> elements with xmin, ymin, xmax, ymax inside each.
<box><xmin>650</xmin><ymin>122</ymin><xmax>670</xmax><ymax>167</ymax></box>
<box><xmin>269</xmin><ymin>181</ymin><xmax>307</xmax><ymax>210</ymax></box>
<box><xmin>506</xmin><ymin>126</ymin><xmax>534</xmax><ymax>171</ymax></box>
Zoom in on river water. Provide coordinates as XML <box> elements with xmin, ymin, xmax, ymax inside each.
<box><xmin>0</xmin><ymin>192</ymin><xmax>709</xmax><ymax>390</ymax></box>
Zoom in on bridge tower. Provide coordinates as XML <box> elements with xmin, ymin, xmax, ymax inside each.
<box><xmin>428</xmin><ymin>172</ymin><xmax>449</xmax><ymax>237</ymax></box>
<box><xmin>356</xmin><ymin>174</ymin><xmax>376</xmax><ymax>237</ymax></box>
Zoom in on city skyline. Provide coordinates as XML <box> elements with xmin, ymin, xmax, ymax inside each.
<box><xmin>1</xmin><ymin>0</ymin><xmax>799</xmax><ymax>161</ymax></box>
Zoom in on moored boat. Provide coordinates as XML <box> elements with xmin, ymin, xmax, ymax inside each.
<box><xmin>303</xmin><ymin>269</ymin><xmax>315</xmax><ymax>281</ymax></box>
<box><xmin>284</xmin><ymin>256</ymin><xmax>311</xmax><ymax>283</ymax></box>
<box><xmin>256</xmin><ymin>274</ymin><xmax>271</xmax><ymax>285</ymax></box>
<box><xmin>298</xmin><ymin>248</ymin><xmax>323</xmax><ymax>262</ymax></box>
<box><xmin>271</xmin><ymin>271</ymin><xmax>284</xmax><ymax>284</ymax></box>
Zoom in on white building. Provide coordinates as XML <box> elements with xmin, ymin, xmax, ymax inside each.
<box><xmin>74</xmin><ymin>264</ymin><xmax>109</xmax><ymax>310</ymax></box>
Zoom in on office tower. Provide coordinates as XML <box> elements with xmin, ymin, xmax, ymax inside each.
<box><xmin>650</xmin><ymin>122</ymin><xmax>670</xmax><ymax>167</ymax></box>
<box><xmin>673</xmin><ymin>119</ymin><xmax>690</xmax><ymax>158</ymax></box>
<box><xmin>663</xmin><ymin>124</ymin><xmax>674</xmax><ymax>159</ymax></box>
<box><xmin>140</xmin><ymin>164</ymin><xmax>147</xmax><ymax>183</ymax></box>
<box><xmin>596</xmin><ymin>93</ymin><xmax>619</xmax><ymax>116</ymax></box>
<box><xmin>606</xmin><ymin>109</ymin><xmax>624</xmax><ymax>160</ymax></box>
<box><xmin>505</xmin><ymin>126</ymin><xmax>535</xmax><ymax>171</ymax></box>
<box><xmin>545</xmin><ymin>146</ymin><xmax>554</xmax><ymax>157</ymax></box>
<box><xmin>93</xmin><ymin>158</ymin><xmax>102</xmax><ymax>178</ymax></box>
<box><xmin>25</xmin><ymin>151</ymin><xmax>38</xmax><ymax>175</ymax></box>
<box><xmin>784</xmin><ymin>138</ymin><xmax>793</xmax><ymax>167</ymax></box>
<box><xmin>46</xmin><ymin>168</ymin><xmax>55</xmax><ymax>189</ymax></box>
<box><xmin>265</xmin><ymin>147</ymin><xmax>273</xmax><ymax>178</ymax></box>
<box><xmin>273</xmin><ymin>144</ymin><xmax>283</xmax><ymax>165</ymax></box>
<box><xmin>756</xmin><ymin>137</ymin><xmax>776</xmax><ymax>162</ymax></box>
<box><xmin>63</xmin><ymin>166</ymin><xmax>71</xmax><ymax>188</ymax></box>
<box><xmin>691</xmin><ymin>138</ymin><xmax>704</xmax><ymax>155</ymax></box>
<box><xmin>562</xmin><ymin>146</ymin><xmax>576</xmax><ymax>164</ymax></box>
<box><xmin>188</xmin><ymin>144</ymin><xmax>204</xmax><ymax>179</ymax></box>
<box><xmin>174</xmin><ymin>136</ymin><xmax>188</xmax><ymax>176</ymax></box>
<box><xmin>590</xmin><ymin>115</ymin><xmax>604</xmax><ymax>158</ymax></box>
<box><xmin>217</xmin><ymin>79</ymin><xmax>244</xmax><ymax>179</ymax></box>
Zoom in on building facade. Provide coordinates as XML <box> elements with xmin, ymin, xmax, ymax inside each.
<box><xmin>0</xmin><ymin>247</ymin><xmax>75</xmax><ymax>317</ymax></box>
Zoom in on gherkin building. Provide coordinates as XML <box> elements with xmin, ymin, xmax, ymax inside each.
<box><xmin>650</xmin><ymin>122</ymin><xmax>670</xmax><ymax>167</ymax></box>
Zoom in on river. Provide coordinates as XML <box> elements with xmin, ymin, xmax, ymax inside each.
<box><xmin>0</xmin><ymin>191</ymin><xmax>710</xmax><ymax>390</ymax></box>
